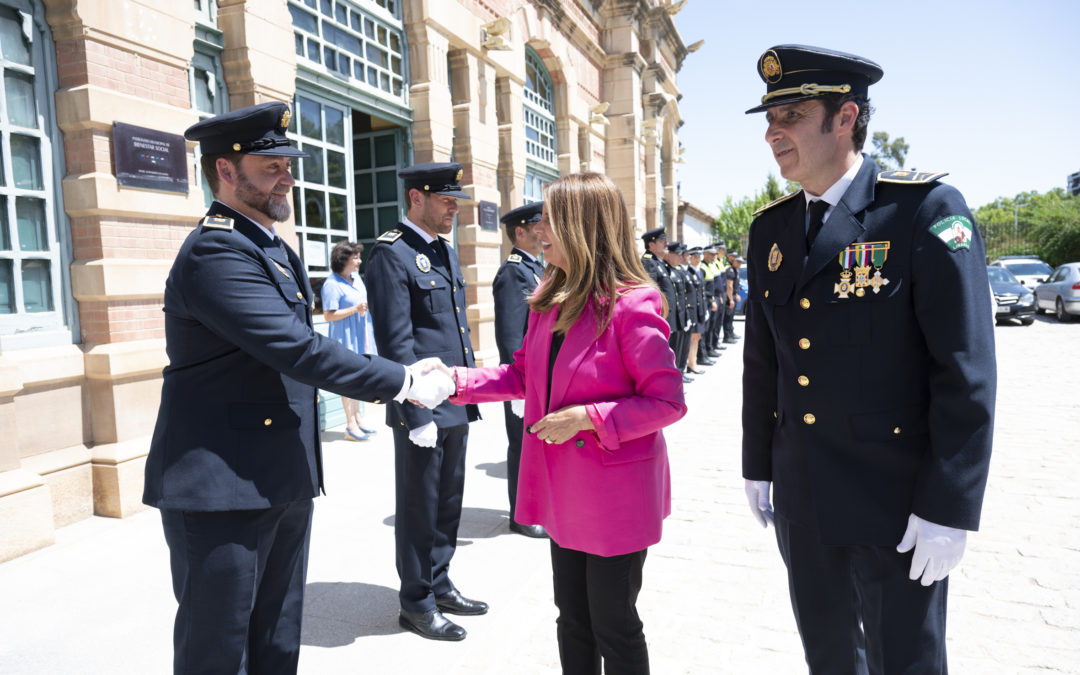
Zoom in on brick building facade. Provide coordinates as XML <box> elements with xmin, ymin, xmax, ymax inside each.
<box><xmin>0</xmin><ymin>0</ymin><xmax>689</xmax><ymax>561</ymax></box>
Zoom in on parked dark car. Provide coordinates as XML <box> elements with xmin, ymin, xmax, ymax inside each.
<box><xmin>1034</xmin><ymin>262</ymin><xmax>1080</xmax><ymax>322</ymax></box>
<box><xmin>990</xmin><ymin>255</ymin><xmax>1053</xmax><ymax>289</ymax></box>
<box><xmin>736</xmin><ymin>263</ymin><xmax>749</xmax><ymax>315</ymax></box>
<box><xmin>987</xmin><ymin>266</ymin><xmax>1035</xmax><ymax>326</ymax></box>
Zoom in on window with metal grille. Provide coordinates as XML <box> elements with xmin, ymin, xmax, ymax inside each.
<box><xmin>1</xmin><ymin>1</ymin><xmax>70</xmax><ymax>348</ymax></box>
<box><xmin>288</xmin><ymin>0</ymin><xmax>405</xmax><ymax>102</ymax></box>
<box><xmin>524</xmin><ymin>47</ymin><xmax>557</xmax><ymax>169</ymax></box>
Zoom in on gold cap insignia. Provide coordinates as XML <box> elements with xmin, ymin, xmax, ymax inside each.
<box><xmin>416</xmin><ymin>254</ymin><xmax>431</xmax><ymax>273</ymax></box>
<box><xmin>768</xmin><ymin>243</ymin><xmax>783</xmax><ymax>272</ymax></box>
<box><xmin>233</xmin><ymin>143</ymin><xmax>242</xmax><ymax>151</ymax></box>
<box><xmin>456</xmin><ymin>169</ymin><xmax>463</xmax><ymax>181</ymax></box>
<box><xmin>280</xmin><ymin>108</ymin><xmax>291</xmax><ymax>129</ymax></box>
<box><xmin>761</xmin><ymin>50</ymin><xmax>782</xmax><ymax>84</ymax></box>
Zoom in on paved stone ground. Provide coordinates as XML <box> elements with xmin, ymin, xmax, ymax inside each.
<box><xmin>1</xmin><ymin>314</ymin><xmax>1077</xmax><ymax>674</ymax></box>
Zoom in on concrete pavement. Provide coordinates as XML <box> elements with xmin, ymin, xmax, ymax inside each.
<box><xmin>1</xmin><ymin>315</ymin><xmax>1078</xmax><ymax>673</ymax></box>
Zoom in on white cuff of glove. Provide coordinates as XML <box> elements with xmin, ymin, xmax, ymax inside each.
<box><xmin>510</xmin><ymin>399</ymin><xmax>525</xmax><ymax>418</ymax></box>
<box><xmin>744</xmin><ymin>479</ymin><xmax>774</xmax><ymax>528</ymax></box>
<box><xmin>408</xmin><ymin>421</ymin><xmax>438</xmax><ymax>448</ymax></box>
<box><xmin>896</xmin><ymin>513</ymin><xmax>967</xmax><ymax>586</ymax></box>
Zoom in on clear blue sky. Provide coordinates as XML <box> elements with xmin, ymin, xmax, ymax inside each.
<box><xmin>673</xmin><ymin>0</ymin><xmax>1080</xmax><ymax>214</ymax></box>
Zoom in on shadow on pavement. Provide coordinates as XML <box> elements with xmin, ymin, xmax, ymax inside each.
<box><xmin>302</xmin><ymin>581</ymin><xmax>402</xmax><ymax>645</ymax></box>
<box><xmin>476</xmin><ymin>460</ymin><xmax>508</xmax><ymax>479</ymax></box>
<box><xmin>381</xmin><ymin>506</ymin><xmax>512</xmax><ymax>542</ymax></box>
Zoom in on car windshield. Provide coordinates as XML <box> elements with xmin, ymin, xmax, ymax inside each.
<box><xmin>1004</xmin><ymin>261</ymin><xmax>1053</xmax><ymax>276</ymax></box>
<box><xmin>987</xmin><ymin>267</ymin><xmax>1019</xmax><ymax>284</ymax></box>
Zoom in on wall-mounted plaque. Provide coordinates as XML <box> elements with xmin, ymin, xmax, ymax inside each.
<box><xmin>113</xmin><ymin>122</ymin><xmax>188</xmax><ymax>193</ymax></box>
<box><xmin>478</xmin><ymin>200</ymin><xmax>499</xmax><ymax>232</ymax></box>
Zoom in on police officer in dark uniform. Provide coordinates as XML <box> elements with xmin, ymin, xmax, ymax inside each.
<box><xmin>492</xmin><ymin>202</ymin><xmax>547</xmax><ymax>538</ymax></box>
<box><xmin>698</xmin><ymin>244</ymin><xmax>721</xmax><ymax>361</ymax></box>
<box><xmin>740</xmin><ymin>45</ymin><xmax>996</xmax><ymax>674</ymax></box>
<box><xmin>664</xmin><ymin>241</ymin><xmax>692</xmax><ymax>382</ymax></box>
<box><xmin>641</xmin><ymin>227</ymin><xmax>676</xmax><ymax>324</ymax></box>
<box><xmin>143</xmin><ymin>102</ymin><xmax>453</xmax><ymax>674</ymax></box>
<box><xmin>687</xmin><ymin>246</ymin><xmax>712</xmax><ymax>371</ymax></box>
<box><xmin>708</xmin><ymin>241</ymin><xmax>729</xmax><ymax>355</ymax></box>
<box><xmin>364</xmin><ymin>162</ymin><xmax>487</xmax><ymax>642</ymax></box>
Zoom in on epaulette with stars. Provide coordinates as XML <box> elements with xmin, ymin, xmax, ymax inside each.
<box><xmin>375</xmin><ymin>229</ymin><xmax>403</xmax><ymax>244</ymax></box>
<box><xmin>199</xmin><ymin>215</ymin><xmax>234</xmax><ymax>231</ymax></box>
<box><xmin>752</xmin><ymin>191</ymin><xmax>800</xmax><ymax>217</ymax></box>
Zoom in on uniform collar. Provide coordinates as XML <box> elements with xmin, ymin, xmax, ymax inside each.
<box><xmin>401</xmin><ymin>217</ymin><xmax>437</xmax><ymax>244</ymax></box>
<box><xmin>512</xmin><ymin>246</ymin><xmax>539</xmax><ymax>263</ymax></box>
<box><xmin>803</xmin><ymin>153</ymin><xmax>864</xmax><ymax>214</ymax></box>
<box><xmin>211</xmin><ymin>200</ymin><xmax>278</xmax><ymax>244</ymax></box>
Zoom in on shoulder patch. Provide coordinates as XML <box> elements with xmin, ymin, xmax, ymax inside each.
<box><xmin>929</xmin><ymin>215</ymin><xmax>973</xmax><ymax>252</ymax></box>
<box><xmin>199</xmin><ymin>215</ymin><xmax>234</xmax><ymax>231</ymax></box>
<box><xmin>376</xmin><ymin>229</ymin><xmax>402</xmax><ymax>243</ymax></box>
<box><xmin>877</xmin><ymin>170</ymin><xmax>949</xmax><ymax>184</ymax></box>
<box><xmin>753</xmin><ymin>191</ymin><xmax>801</xmax><ymax>216</ymax></box>
<box><xmin>507</xmin><ymin>253</ymin><xmax>522</xmax><ymax>263</ymax></box>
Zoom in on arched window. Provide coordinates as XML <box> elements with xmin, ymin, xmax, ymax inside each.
<box><xmin>523</xmin><ymin>47</ymin><xmax>557</xmax><ymax>202</ymax></box>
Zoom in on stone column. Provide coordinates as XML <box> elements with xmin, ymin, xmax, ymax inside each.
<box><xmin>446</xmin><ymin>49</ymin><xmax>501</xmax><ymax>366</ymax></box>
<box><xmin>495</xmin><ymin>75</ymin><xmax>527</xmax><ymax>256</ymax></box>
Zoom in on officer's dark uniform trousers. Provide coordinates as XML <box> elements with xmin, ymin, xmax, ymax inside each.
<box><xmin>742</xmin><ymin>158</ymin><xmax>995</xmax><ymax>675</ymax></box>
<box><xmin>491</xmin><ymin>248</ymin><xmax>544</xmax><ymax>523</ymax></box>
<box><xmin>146</xmin><ymin>203</ymin><xmax>406</xmax><ymax>674</ymax></box>
<box><xmin>365</xmin><ymin>225</ymin><xmax>480</xmax><ymax>613</ymax></box>
<box><xmin>665</xmin><ymin>261</ymin><xmax>690</xmax><ymax>370</ymax></box>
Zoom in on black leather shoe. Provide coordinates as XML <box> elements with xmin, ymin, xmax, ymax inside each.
<box><xmin>699</xmin><ymin>357</ymin><xmax>715</xmax><ymax>366</ymax></box>
<box><xmin>723</xmin><ymin>337</ymin><xmax>737</xmax><ymax>344</ymax></box>
<box><xmin>435</xmin><ymin>590</ymin><xmax>489</xmax><ymax>616</ymax></box>
<box><xmin>509</xmin><ymin>521</ymin><xmax>548</xmax><ymax>538</ymax></box>
<box><xmin>707</xmin><ymin>350</ymin><xmax>722</xmax><ymax>357</ymax></box>
<box><xmin>686</xmin><ymin>367</ymin><xmax>705</xmax><ymax>375</ymax></box>
<box><xmin>399</xmin><ymin>608</ymin><xmax>466</xmax><ymax>641</ymax></box>
<box><xmin>682</xmin><ymin>375</ymin><xmax>694</xmax><ymax>384</ymax></box>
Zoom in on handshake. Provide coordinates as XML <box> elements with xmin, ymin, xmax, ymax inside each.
<box><xmin>402</xmin><ymin>358</ymin><xmax>456</xmax><ymax>409</ymax></box>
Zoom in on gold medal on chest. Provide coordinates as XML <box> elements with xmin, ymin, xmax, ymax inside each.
<box><xmin>834</xmin><ymin>270</ymin><xmax>854</xmax><ymax>299</ymax></box>
<box><xmin>416</xmin><ymin>254</ymin><xmax>431</xmax><ymax>273</ymax></box>
<box><xmin>768</xmin><ymin>243</ymin><xmax>783</xmax><ymax>272</ymax></box>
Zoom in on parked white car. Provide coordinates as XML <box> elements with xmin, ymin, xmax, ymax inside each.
<box><xmin>990</xmin><ymin>255</ymin><xmax>1054</xmax><ymax>289</ymax></box>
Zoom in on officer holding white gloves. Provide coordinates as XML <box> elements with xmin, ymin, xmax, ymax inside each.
<box><xmin>364</xmin><ymin>162</ymin><xmax>488</xmax><ymax>642</ymax></box>
<box><xmin>740</xmin><ymin>45</ymin><xmax>995</xmax><ymax>674</ymax></box>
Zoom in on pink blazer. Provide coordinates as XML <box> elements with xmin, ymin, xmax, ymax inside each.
<box><xmin>451</xmin><ymin>285</ymin><xmax>686</xmax><ymax>556</ymax></box>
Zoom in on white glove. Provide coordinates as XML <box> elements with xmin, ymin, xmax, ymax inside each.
<box><xmin>896</xmin><ymin>513</ymin><xmax>967</xmax><ymax>586</ymax></box>
<box><xmin>744</xmin><ymin>479</ymin><xmax>774</xmax><ymax>528</ymax></box>
<box><xmin>408</xmin><ymin>421</ymin><xmax>438</xmax><ymax>448</ymax></box>
<box><xmin>510</xmin><ymin>399</ymin><xmax>525</xmax><ymax>418</ymax></box>
<box><xmin>405</xmin><ymin>363</ymin><xmax>455</xmax><ymax>409</ymax></box>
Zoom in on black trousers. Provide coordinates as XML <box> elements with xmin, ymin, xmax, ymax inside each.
<box><xmin>669</xmin><ymin>329</ymin><xmax>690</xmax><ymax>370</ymax></box>
<box><xmin>550</xmin><ymin>541</ymin><xmax>649</xmax><ymax>675</ymax></box>
<box><xmin>774</xmin><ymin>512</ymin><xmax>949</xmax><ymax>675</ymax></box>
<box><xmin>503</xmin><ymin>401</ymin><xmax>524</xmax><ymax>523</ymax></box>
<box><xmin>394</xmin><ymin>423</ymin><xmax>469</xmax><ymax>612</ymax></box>
<box><xmin>160</xmin><ymin>500</ymin><xmax>313</xmax><ymax>675</ymax></box>
<box><xmin>722</xmin><ymin>304</ymin><xmax>736</xmax><ymax>339</ymax></box>
<box><xmin>706</xmin><ymin>298</ymin><xmax>723</xmax><ymax>350</ymax></box>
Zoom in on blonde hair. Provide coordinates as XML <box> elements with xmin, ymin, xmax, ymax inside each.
<box><xmin>530</xmin><ymin>172</ymin><xmax>661</xmax><ymax>335</ymax></box>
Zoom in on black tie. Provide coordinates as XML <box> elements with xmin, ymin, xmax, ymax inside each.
<box><xmin>807</xmin><ymin>200</ymin><xmax>829</xmax><ymax>249</ymax></box>
<box><xmin>433</xmin><ymin>237</ymin><xmax>451</xmax><ymax>268</ymax></box>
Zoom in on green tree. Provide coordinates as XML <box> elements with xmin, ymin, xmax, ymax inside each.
<box><xmin>713</xmin><ymin>174</ymin><xmax>797</xmax><ymax>252</ymax></box>
<box><xmin>973</xmin><ymin>188</ymin><xmax>1080</xmax><ymax>265</ymax></box>
<box><xmin>870</xmin><ymin>131</ymin><xmax>909</xmax><ymax>170</ymax></box>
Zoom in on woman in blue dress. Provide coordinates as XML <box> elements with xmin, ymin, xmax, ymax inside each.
<box><xmin>321</xmin><ymin>241</ymin><xmax>379</xmax><ymax>440</ymax></box>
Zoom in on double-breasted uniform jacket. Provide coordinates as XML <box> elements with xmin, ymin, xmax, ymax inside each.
<box><xmin>741</xmin><ymin>156</ymin><xmax>996</xmax><ymax>546</ymax></box>
<box><xmin>364</xmin><ymin>224</ymin><xmax>480</xmax><ymax>430</ymax></box>
<box><xmin>143</xmin><ymin>202</ymin><xmax>406</xmax><ymax>511</ymax></box>
<box><xmin>492</xmin><ymin>248</ymin><xmax>545</xmax><ymax>364</ymax></box>
<box><xmin>664</xmin><ymin>259</ymin><xmax>689</xmax><ymax>331</ymax></box>
<box><xmin>642</xmin><ymin>252</ymin><xmax>677</xmax><ymax>331</ymax></box>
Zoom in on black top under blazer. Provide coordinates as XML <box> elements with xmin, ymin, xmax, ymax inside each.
<box><xmin>741</xmin><ymin>156</ymin><xmax>996</xmax><ymax>546</ymax></box>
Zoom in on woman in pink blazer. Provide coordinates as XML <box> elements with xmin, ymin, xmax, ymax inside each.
<box><xmin>449</xmin><ymin>173</ymin><xmax>686</xmax><ymax>674</ymax></box>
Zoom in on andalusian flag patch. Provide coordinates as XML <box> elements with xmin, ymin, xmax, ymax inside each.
<box><xmin>929</xmin><ymin>215</ymin><xmax>973</xmax><ymax>252</ymax></box>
